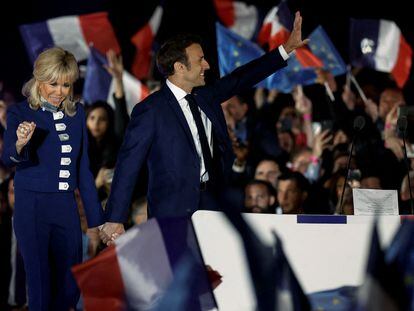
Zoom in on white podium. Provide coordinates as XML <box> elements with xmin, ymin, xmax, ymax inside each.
<box><xmin>191</xmin><ymin>211</ymin><xmax>402</xmax><ymax>311</ymax></box>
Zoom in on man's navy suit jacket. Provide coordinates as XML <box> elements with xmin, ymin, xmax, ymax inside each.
<box><xmin>106</xmin><ymin>48</ymin><xmax>287</xmax><ymax>221</ymax></box>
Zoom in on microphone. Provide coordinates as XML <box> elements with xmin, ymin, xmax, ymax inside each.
<box><xmin>353</xmin><ymin>115</ymin><xmax>366</xmax><ymax>131</ymax></box>
<box><xmin>398</xmin><ymin>115</ymin><xmax>413</xmax><ymax>214</ymax></box>
<box><xmin>398</xmin><ymin>115</ymin><xmax>408</xmax><ymax>133</ymax></box>
<box><xmin>338</xmin><ymin>116</ymin><xmax>366</xmax><ymax>214</ymax></box>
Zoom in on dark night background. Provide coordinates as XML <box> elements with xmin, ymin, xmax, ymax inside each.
<box><xmin>0</xmin><ymin>0</ymin><xmax>413</xmax><ymax>102</ymax></box>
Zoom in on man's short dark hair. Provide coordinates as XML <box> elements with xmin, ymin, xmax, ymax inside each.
<box><xmin>278</xmin><ymin>171</ymin><xmax>310</xmax><ymax>193</ymax></box>
<box><xmin>255</xmin><ymin>156</ymin><xmax>288</xmax><ymax>175</ymax></box>
<box><xmin>245</xmin><ymin>179</ymin><xmax>277</xmax><ymax>197</ymax></box>
<box><xmin>156</xmin><ymin>34</ymin><xmax>203</xmax><ymax>77</ymax></box>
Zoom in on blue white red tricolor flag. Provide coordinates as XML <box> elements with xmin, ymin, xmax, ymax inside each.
<box><xmin>213</xmin><ymin>0</ymin><xmax>259</xmax><ymax>39</ymax></box>
<box><xmin>350</xmin><ymin>18</ymin><xmax>412</xmax><ymax>88</ymax></box>
<box><xmin>130</xmin><ymin>6</ymin><xmax>163</xmax><ymax>80</ymax></box>
<box><xmin>72</xmin><ymin>218</ymin><xmax>216</xmax><ymax>311</ymax></box>
<box><xmin>257</xmin><ymin>2</ymin><xmax>323</xmax><ymax>69</ymax></box>
<box><xmin>83</xmin><ymin>48</ymin><xmax>149</xmax><ymax>114</ymax></box>
<box><xmin>19</xmin><ymin>12</ymin><xmax>120</xmax><ymax>64</ymax></box>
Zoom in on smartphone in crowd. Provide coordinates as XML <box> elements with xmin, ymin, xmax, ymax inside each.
<box><xmin>406</xmin><ymin>144</ymin><xmax>414</xmax><ymax>158</ymax></box>
<box><xmin>348</xmin><ymin>169</ymin><xmax>361</xmax><ymax>181</ymax></box>
<box><xmin>312</xmin><ymin>122</ymin><xmax>322</xmax><ymax>135</ymax></box>
<box><xmin>398</xmin><ymin>106</ymin><xmax>414</xmax><ymax>119</ymax></box>
<box><xmin>312</xmin><ymin>120</ymin><xmax>334</xmax><ymax>135</ymax></box>
<box><xmin>321</xmin><ymin>119</ymin><xmax>334</xmax><ymax>132</ymax></box>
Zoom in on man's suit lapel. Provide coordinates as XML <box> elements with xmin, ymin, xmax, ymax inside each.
<box><xmin>162</xmin><ymin>85</ymin><xmax>198</xmax><ymax>154</ymax></box>
<box><xmin>192</xmin><ymin>91</ymin><xmax>227</xmax><ymax>151</ymax></box>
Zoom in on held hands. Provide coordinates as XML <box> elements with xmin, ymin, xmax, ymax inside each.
<box><xmin>16</xmin><ymin>121</ymin><xmax>36</xmax><ymax>154</ymax></box>
<box><xmin>99</xmin><ymin>222</ymin><xmax>125</xmax><ymax>246</ymax></box>
<box><xmin>86</xmin><ymin>227</ymin><xmax>101</xmax><ymax>257</ymax></box>
<box><xmin>283</xmin><ymin>12</ymin><xmax>310</xmax><ymax>54</ymax></box>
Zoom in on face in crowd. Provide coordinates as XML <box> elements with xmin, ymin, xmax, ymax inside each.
<box><xmin>87</xmin><ymin>107</ymin><xmax>109</xmax><ymax>141</ymax></box>
<box><xmin>277</xmin><ymin>177</ymin><xmax>308</xmax><ymax>214</ymax></box>
<box><xmin>291</xmin><ymin>149</ymin><xmax>313</xmax><ymax>175</ymax></box>
<box><xmin>244</xmin><ymin>182</ymin><xmax>276</xmax><ymax>213</ymax></box>
<box><xmin>378</xmin><ymin>88</ymin><xmax>405</xmax><ymax>119</ymax></box>
<box><xmin>225</xmin><ymin>96</ymin><xmax>248</xmax><ymax>122</ymax></box>
<box><xmin>254</xmin><ymin>160</ymin><xmax>281</xmax><ymax>189</ymax></box>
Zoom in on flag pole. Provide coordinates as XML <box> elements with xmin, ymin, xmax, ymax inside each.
<box><xmin>324</xmin><ymin>82</ymin><xmax>335</xmax><ymax>101</ymax></box>
<box><xmin>348</xmin><ymin>68</ymin><xmax>368</xmax><ymax>104</ymax></box>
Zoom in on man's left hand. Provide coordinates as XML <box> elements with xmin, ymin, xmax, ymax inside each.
<box><xmin>99</xmin><ymin>222</ymin><xmax>125</xmax><ymax>245</ymax></box>
<box><xmin>283</xmin><ymin>11</ymin><xmax>310</xmax><ymax>54</ymax></box>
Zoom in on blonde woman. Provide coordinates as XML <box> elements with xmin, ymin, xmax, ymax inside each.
<box><xmin>1</xmin><ymin>47</ymin><xmax>103</xmax><ymax>310</ymax></box>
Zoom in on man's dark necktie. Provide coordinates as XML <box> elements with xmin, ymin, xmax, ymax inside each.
<box><xmin>185</xmin><ymin>94</ymin><xmax>214</xmax><ymax>180</ymax></box>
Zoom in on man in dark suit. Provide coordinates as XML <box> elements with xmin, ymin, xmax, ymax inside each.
<box><xmin>100</xmin><ymin>12</ymin><xmax>309</xmax><ymax>242</ymax></box>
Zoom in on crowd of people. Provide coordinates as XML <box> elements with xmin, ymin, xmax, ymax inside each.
<box><xmin>0</xmin><ymin>12</ymin><xmax>412</xmax><ymax>311</ymax></box>
<box><xmin>223</xmin><ymin>69</ymin><xmax>413</xmax><ymax>216</ymax></box>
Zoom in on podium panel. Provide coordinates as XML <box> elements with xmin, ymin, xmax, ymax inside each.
<box><xmin>192</xmin><ymin>211</ymin><xmax>401</xmax><ymax>311</ymax></box>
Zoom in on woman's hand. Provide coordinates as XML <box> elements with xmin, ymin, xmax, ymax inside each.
<box><xmin>16</xmin><ymin>121</ymin><xmax>36</xmax><ymax>154</ymax></box>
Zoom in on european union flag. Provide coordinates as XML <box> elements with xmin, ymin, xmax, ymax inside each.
<box><xmin>270</xmin><ymin>56</ymin><xmax>317</xmax><ymax>90</ymax></box>
<box><xmin>216</xmin><ymin>23</ymin><xmax>346</xmax><ymax>93</ymax></box>
<box><xmin>216</xmin><ymin>22</ymin><xmax>265</xmax><ymax>84</ymax></box>
<box><xmin>308</xmin><ymin>286</ymin><xmax>358</xmax><ymax>311</ymax></box>
<box><xmin>265</xmin><ymin>68</ymin><xmax>295</xmax><ymax>93</ymax></box>
<box><xmin>267</xmin><ymin>25</ymin><xmax>346</xmax><ymax>91</ymax></box>
<box><xmin>308</xmin><ymin>26</ymin><xmax>347</xmax><ymax>77</ymax></box>
<box><xmin>216</xmin><ymin>22</ymin><xmax>294</xmax><ymax>92</ymax></box>
<box><xmin>282</xmin><ymin>25</ymin><xmax>347</xmax><ymax>88</ymax></box>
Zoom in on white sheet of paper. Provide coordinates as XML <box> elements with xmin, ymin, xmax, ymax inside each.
<box><xmin>353</xmin><ymin>188</ymin><xmax>399</xmax><ymax>215</ymax></box>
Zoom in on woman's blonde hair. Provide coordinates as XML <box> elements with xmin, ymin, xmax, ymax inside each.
<box><xmin>22</xmin><ymin>47</ymin><xmax>79</xmax><ymax>116</ymax></box>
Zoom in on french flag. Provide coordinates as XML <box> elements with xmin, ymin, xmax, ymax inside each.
<box><xmin>19</xmin><ymin>12</ymin><xmax>120</xmax><ymax>64</ymax></box>
<box><xmin>130</xmin><ymin>6</ymin><xmax>163</xmax><ymax>80</ymax></box>
<box><xmin>83</xmin><ymin>48</ymin><xmax>149</xmax><ymax>115</ymax></box>
<box><xmin>213</xmin><ymin>0</ymin><xmax>259</xmax><ymax>39</ymax></box>
<box><xmin>355</xmin><ymin>223</ymin><xmax>408</xmax><ymax>310</ymax></box>
<box><xmin>350</xmin><ymin>19</ymin><xmax>413</xmax><ymax>88</ymax></box>
<box><xmin>72</xmin><ymin>218</ymin><xmax>216</xmax><ymax>311</ymax></box>
<box><xmin>257</xmin><ymin>2</ymin><xmax>291</xmax><ymax>50</ymax></box>
<box><xmin>258</xmin><ymin>2</ymin><xmax>323</xmax><ymax>68</ymax></box>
